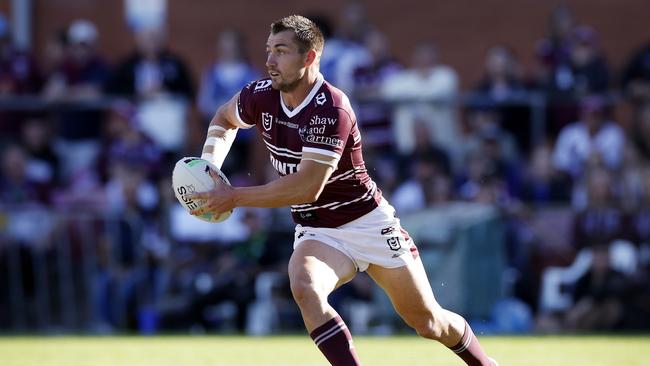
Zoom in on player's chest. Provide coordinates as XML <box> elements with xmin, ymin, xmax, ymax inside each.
<box><xmin>257</xmin><ymin>108</ymin><xmax>312</xmax><ymax>152</ymax></box>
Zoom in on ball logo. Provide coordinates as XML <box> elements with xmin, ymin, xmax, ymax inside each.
<box><xmin>176</xmin><ymin>185</ymin><xmax>200</xmax><ymax>210</ymax></box>
<box><xmin>261</xmin><ymin>112</ymin><xmax>273</xmax><ymax>131</ymax></box>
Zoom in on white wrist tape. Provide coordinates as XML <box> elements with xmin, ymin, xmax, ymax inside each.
<box><xmin>201</xmin><ymin>125</ymin><xmax>237</xmax><ymax>169</ymax></box>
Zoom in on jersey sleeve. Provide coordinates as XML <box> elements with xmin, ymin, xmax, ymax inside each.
<box><xmin>233</xmin><ymin>81</ymin><xmax>258</xmax><ymax>129</ymax></box>
<box><xmin>301</xmin><ymin>107</ymin><xmax>352</xmax><ymax>165</ymax></box>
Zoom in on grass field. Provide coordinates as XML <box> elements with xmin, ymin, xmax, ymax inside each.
<box><xmin>1</xmin><ymin>335</ymin><xmax>649</xmax><ymax>366</ymax></box>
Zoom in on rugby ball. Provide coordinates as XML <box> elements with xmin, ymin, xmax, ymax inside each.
<box><xmin>172</xmin><ymin>157</ymin><xmax>232</xmax><ymax>222</ymax></box>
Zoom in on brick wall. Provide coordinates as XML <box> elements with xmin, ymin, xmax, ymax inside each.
<box><xmin>13</xmin><ymin>0</ymin><xmax>650</xmax><ymax>88</ymax></box>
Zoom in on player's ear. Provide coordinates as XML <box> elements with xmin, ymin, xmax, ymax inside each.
<box><xmin>304</xmin><ymin>49</ymin><xmax>317</xmax><ymax>67</ymax></box>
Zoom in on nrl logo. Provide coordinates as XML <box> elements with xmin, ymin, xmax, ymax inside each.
<box><xmin>261</xmin><ymin>112</ymin><xmax>273</xmax><ymax>131</ymax></box>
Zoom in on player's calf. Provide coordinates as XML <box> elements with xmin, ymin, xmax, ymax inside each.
<box><xmin>448</xmin><ymin>321</ymin><xmax>494</xmax><ymax>366</ymax></box>
<box><xmin>309</xmin><ymin>315</ymin><xmax>361</xmax><ymax>366</ymax></box>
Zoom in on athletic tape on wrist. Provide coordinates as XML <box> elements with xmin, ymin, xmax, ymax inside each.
<box><xmin>201</xmin><ymin>125</ymin><xmax>237</xmax><ymax>169</ymax></box>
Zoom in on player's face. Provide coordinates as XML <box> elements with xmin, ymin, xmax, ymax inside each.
<box><xmin>266</xmin><ymin>30</ymin><xmax>309</xmax><ymax>92</ymax></box>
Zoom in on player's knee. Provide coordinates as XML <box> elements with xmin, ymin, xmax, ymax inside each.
<box><xmin>413</xmin><ymin>321</ymin><xmax>445</xmax><ymax>341</ymax></box>
<box><xmin>289</xmin><ymin>277</ymin><xmax>322</xmax><ymax>307</ymax></box>
<box><xmin>409</xmin><ymin>311</ymin><xmax>447</xmax><ymax>341</ymax></box>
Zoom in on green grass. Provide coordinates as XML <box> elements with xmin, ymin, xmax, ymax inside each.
<box><xmin>0</xmin><ymin>335</ymin><xmax>649</xmax><ymax>365</ymax></box>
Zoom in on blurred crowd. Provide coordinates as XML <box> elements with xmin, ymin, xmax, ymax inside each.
<box><xmin>1</xmin><ymin>2</ymin><xmax>650</xmax><ymax>334</ymax></box>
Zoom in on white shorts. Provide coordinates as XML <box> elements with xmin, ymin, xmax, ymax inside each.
<box><xmin>293</xmin><ymin>199</ymin><xmax>418</xmax><ymax>272</ymax></box>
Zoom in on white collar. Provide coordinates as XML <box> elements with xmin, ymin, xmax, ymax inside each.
<box><xmin>280</xmin><ymin>73</ymin><xmax>324</xmax><ymax>118</ymax></box>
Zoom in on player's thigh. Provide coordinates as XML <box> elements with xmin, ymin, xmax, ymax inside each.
<box><xmin>288</xmin><ymin>239</ymin><xmax>357</xmax><ymax>296</ymax></box>
<box><xmin>366</xmin><ymin>256</ymin><xmax>441</xmax><ymax>325</ymax></box>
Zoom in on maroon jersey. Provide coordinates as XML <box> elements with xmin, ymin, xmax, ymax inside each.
<box><xmin>234</xmin><ymin>74</ymin><xmax>383</xmax><ymax>227</ymax></box>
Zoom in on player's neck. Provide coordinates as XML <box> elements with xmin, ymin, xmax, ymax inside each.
<box><xmin>281</xmin><ymin>68</ymin><xmax>319</xmax><ymax>110</ymax></box>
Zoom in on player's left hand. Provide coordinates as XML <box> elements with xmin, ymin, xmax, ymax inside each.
<box><xmin>187</xmin><ymin>168</ymin><xmax>235</xmax><ymax>217</ymax></box>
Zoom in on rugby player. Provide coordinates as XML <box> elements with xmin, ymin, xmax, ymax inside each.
<box><xmin>189</xmin><ymin>15</ymin><xmax>498</xmax><ymax>366</ymax></box>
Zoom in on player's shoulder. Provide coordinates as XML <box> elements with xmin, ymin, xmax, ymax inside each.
<box><xmin>316</xmin><ymin>80</ymin><xmax>354</xmax><ymax>116</ymax></box>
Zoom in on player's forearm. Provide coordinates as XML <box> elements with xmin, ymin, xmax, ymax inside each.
<box><xmin>201</xmin><ymin>103</ymin><xmax>239</xmax><ymax>169</ymax></box>
<box><xmin>232</xmin><ymin>172</ymin><xmax>325</xmax><ymax>208</ymax></box>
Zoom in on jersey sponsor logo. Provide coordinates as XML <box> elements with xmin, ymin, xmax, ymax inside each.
<box><xmin>276</xmin><ymin>119</ymin><xmax>299</xmax><ymax>129</ymax></box>
<box><xmin>261</xmin><ymin>112</ymin><xmax>273</xmax><ymax>131</ymax></box>
<box><xmin>300</xmin><ymin>124</ymin><xmax>344</xmax><ymax>148</ymax></box>
<box><xmin>310</xmin><ymin>115</ymin><xmax>337</xmax><ymax>125</ymax></box>
<box><xmin>270</xmin><ymin>154</ymin><xmax>299</xmax><ymax>175</ymax></box>
<box><xmin>298</xmin><ymin>125</ymin><xmax>307</xmax><ymax>142</ymax></box>
<box><xmin>305</xmin><ymin>125</ymin><xmax>326</xmax><ymax>135</ymax></box>
<box><xmin>298</xmin><ymin>211</ymin><xmax>317</xmax><ymax>221</ymax></box>
<box><xmin>305</xmin><ymin>134</ymin><xmax>344</xmax><ymax>148</ymax></box>
<box><xmin>381</xmin><ymin>226</ymin><xmax>396</xmax><ymax>235</ymax></box>
<box><xmin>297</xmin><ymin>230</ymin><xmax>315</xmax><ymax>239</ymax></box>
<box><xmin>316</xmin><ymin>92</ymin><xmax>327</xmax><ymax>105</ymax></box>
<box><xmin>254</xmin><ymin>79</ymin><xmax>272</xmax><ymax>91</ymax></box>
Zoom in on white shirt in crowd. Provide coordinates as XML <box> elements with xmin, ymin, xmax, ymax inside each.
<box><xmin>552</xmin><ymin>120</ymin><xmax>625</xmax><ymax>178</ymax></box>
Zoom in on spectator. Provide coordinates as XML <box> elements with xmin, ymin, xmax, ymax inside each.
<box><xmin>0</xmin><ymin>13</ymin><xmax>41</xmax><ymax>96</ymax></box>
<box><xmin>519</xmin><ymin>143</ymin><xmax>571</xmax><ymax>205</ymax></box>
<box><xmin>43</xmin><ymin>19</ymin><xmax>109</xmax><ymax>102</ymax></box>
<box><xmin>108</xmin><ymin>26</ymin><xmax>193</xmax><ymax>100</ymax></box>
<box><xmin>460</xmin><ymin>106</ymin><xmax>519</xmax><ymax>178</ymax></box>
<box><xmin>572</xmin><ymin>167</ymin><xmax>628</xmax><ymax>251</ymax></box>
<box><xmin>619</xmin><ymin>144</ymin><xmax>645</xmax><ymax>212</ymax></box>
<box><xmin>93</xmin><ymin>182</ymin><xmax>149</xmax><ymax>331</ymax></box>
<box><xmin>104</xmin><ymin>159</ymin><xmax>159</xmax><ymax>219</ymax></box>
<box><xmin>630</xmin><ymin>167</ymin><xmax>650</xmax><ymax>248</ymax></box>
<box><xmin>537</xmin><ymin>24</ymin><xmax>611</xmax><ymax>99</ymax></box>
<box><xmin>319</xmin><ymin>0</ymin><xmax>373</xmax><ymax>94</ymax></box>
<box><xmin>0</xmin><ymin>144</ymin><xmax>50</xmax><ymax>205</ymax></box>
<box><xmin>565</xmin><ymin>243</ymin><xmax>632</xmax><ymax>331</ymax></box>
<box><xmin>474</xmin><ymin>45</ymin><xmax>532</xmax><ymax>152</ymax></box>
<box><xmin>0</xmin><ymin>144</ymin><xmax>55</xmax><ymax>330</ymax></box>
<box><xmin>20</xmin><ymin>117</ymin><xmax>61</xmax><ymax>187</ymax></box>
<box><xmin>197</xmin><ymin>29</ymin><xmax>259</xmax><ymax>123</ymax></box>
<box><xmin>196</xmin><ymin>29</ymin><xmax>259</xmax><ymax>173</ymax></box>
<box><xmin>457</xmin><ymin>151</ymin><xmax>511</xmax><ymax>206</ymax></box>
<box><xmin>533</xmin><ymin>5</ymin><xmax>577</xmax><ymax>135</ymax></box>
<box><xmin>0</xmin><ymin>13</ymin><xmax>43</xmax><ymax>138</ymax></box>
<box><xmin>621</xmin><ymin>40</ymin><xmax>650</xmax><ymax>104</ymax></box>
<box><xmin>391</xmin><ymin>152</ymin><xmax>452</xmax><ymax>215</ymax></box>
<box><xmin>42</xmin><ymin>29</ymin><xmax>68</xmax><ymax>79</ymax></box>
<box><xmin>540</xmin><ymin>24</ymin><xmax>611</xmax><ymax>135</ymax></box>
<box><xmin>350</xmin><ymin>29</ymin><xmax>401</xmax><ymax>152</ymax></box>
<box><xmin>42</xmin><ymin>19</ymin><xmax>110</xmax><ymax>181</ymax></box>
<box><xmin>397</xmin><ymin>118</ymin><xmax>452</xmax><ymax>178</ymax></box>
<box><xmin>534</xmin><ymin>4</ymin><xmax>575</xmax><ymax>86</ymax></box>
<box><xmin>568</xmin><ymin>26</ymin><xmax>610</xmax><ymax>96</ymax></box>
<box><xmin>381</xmin><ymin>41</ymin><xmax>460</xmax><ymax>161</ymax></box>
<box><xmin>632</xmin><ymin>103</ymin><xmax>650</xmax><ymax>162</ymax></box>
<box><xmin>185</xmin><ymin>209</ymin><xmax>273</xmax><ymax>331</ymax></box>
<box><xmin>108</xmin><ymin>25</ymin><xmax>194</xmax><ymax>153</ymax></box>
<box><xmin>97</xmin><ymin>101</ymin><xmax>163</xmax><ymax>183</ymax></box>
<box><xmin>552</xmin><ymin>96</ymin><xmax>625</xmax><ymax>181</ymax></box>
<box><xmin>476</xmin><ymin>45</ymin><xmax>526</xmax><ymax>102</ymax></box>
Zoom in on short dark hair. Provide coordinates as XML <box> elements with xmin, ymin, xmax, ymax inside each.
<box><xmin>270</xmin><ymin>15</ymin><xmax>324</xmax><ymax>54</ymax></box>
